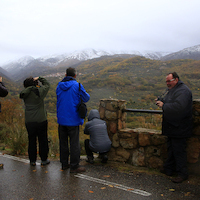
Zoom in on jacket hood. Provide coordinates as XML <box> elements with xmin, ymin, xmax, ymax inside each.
<box><xmin>88</xmin><ymin>109</ymin><xmax>100</xmax><ymax>121</ymax></box>
<box><xmin>59</xmin><ymin>76</ymin><xmax>76</xmax><ymax>91</ymax></box>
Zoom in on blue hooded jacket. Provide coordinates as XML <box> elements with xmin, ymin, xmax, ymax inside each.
<box><xmin>56</xmin><ymin>76</ymin><xmax>90</xmax><ymax>126</ymax></box>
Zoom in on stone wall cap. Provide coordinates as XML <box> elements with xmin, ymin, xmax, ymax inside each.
<box><xmin>133</xmin><ymin>128</ymin><xmax>162</xmax><ymax>135</ymax></box>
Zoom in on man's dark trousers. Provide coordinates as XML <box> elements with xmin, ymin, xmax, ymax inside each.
<box><xmin>58</xmin><ymin>125</ymin><xmax>80</xmax><ymax>169</ymax></box>
<box><xmin>164</xmin><ymin>137</ymin><xmax>188</xmax><ymax>179</ymax></box>
<box><xmin>84</xmin><ymin>139</ymin><xmax>107</xmax><ymax>159</ymax></box>
<box><xmin>25</xmin><ymin>120</ymin><xmax>49</xmax><ymax>162</ymax></box>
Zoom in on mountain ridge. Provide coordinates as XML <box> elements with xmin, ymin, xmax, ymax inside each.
<box><xmin>1</xmin><ymin>44</ymin><xmax>200</xmax><ymax>81</ymax></box>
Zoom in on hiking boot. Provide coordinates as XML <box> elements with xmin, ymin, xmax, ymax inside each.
<box><xmin>0</xmin><ymin>163</ymin><xmax>4</xmax><ymax>169</ymax></box>
<box><xmin>70</xmin><ymin>166</ymin><xmax>86</xmax><ymax>173</ymax></box>
<box><xmin>41</xmin><ymin>159</ymin><xmax>50</xmax><ymax>166</ymax></box>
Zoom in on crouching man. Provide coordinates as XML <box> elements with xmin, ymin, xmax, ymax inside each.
<box><xmin>84</xmin><ymin>109</ymin><xmax>112</xmax><ymax>164</ymax></box>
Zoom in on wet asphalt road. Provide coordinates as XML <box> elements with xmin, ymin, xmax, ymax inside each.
<box><xmin>0</xmin><ymin>153</ymin><xmax>200</xmax><ymax>200</ymax></box>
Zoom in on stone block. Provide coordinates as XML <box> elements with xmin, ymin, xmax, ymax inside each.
<box><xmin>118</xmin><ymin>100</ymin><xmax>126</xmax><ymax>109</ymax></box>
<box><xmin>138</xmin><ymin>133</ymin><xmax>151</xmax><ymax>146</ymax></box>
<box><xmin>147</xmin><ymin>156</ymin><xmax>163</xmax><ymax>169</ymax></box>
<box><xmin>105</xmin><ymin>100</ymin><xmax>118</xmax><ymax>111</ymax></box>
<box><xmin>131</xmin><ymin>147</ymin><xmax>145</xmax><ymax>167</ymax></box>
<box><xmin>99</xmin><ymin>107</ymin><xmax>105</xmax><ymax>119</ymax></box>
<box><xmin>151</xmin><ymin>134</ymin><xmax>167</xmax><ymax>145</ymax></box>
<box><xmin>145</xmin><ymin>146</ymin><xmax>161</xmax><ymax>158</ymax></box>
<box><xmin>116</xmin><ymin>147</ymin><xmax>130</xmax><ymax>160</ymax></box>
<box><xmin>120</xmin><ymin>138</ymin><xmax>137</xmax><ymax>149</ymax></box>
<box><xmin>109</xmin><ymin>121</ymin><xmax>117</xmax><ymax>134</ymax></box>
<box><xmin>112</xmin><ymin>133</ymin><xmax>120</xmax><ymax>148</ymax></box>
<box><xmin>99</xmin><ymin>100</ymin><xmax>106</xmax><ymax>107</ymax></box>
<box><xmin>108</xmin><ymin>148</ymin><xmax>126</xmax><ymax>162</ymax></box>
<box><xmin>118</xmin><ymin>119</ymin><xmax>123</xmax><ymax>130</ymax></box>
<box><xmin>187</xmin><ymin>137</ymin><xmax>200</xmax><ymax>163</ymax></box>
<box><xmin>105</xmin><ymin>110</ymin><xmax>118</xmax><ymax>120</ymax></box>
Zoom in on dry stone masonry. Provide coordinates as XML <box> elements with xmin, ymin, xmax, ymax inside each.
<box><xmin>99</xmin><ymin>99</ymin><xmax>200</xmax><ymax>175</ymax></box>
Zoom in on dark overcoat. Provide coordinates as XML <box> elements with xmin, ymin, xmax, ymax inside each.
<box><xmin>162</xmin><ymin>81</ymin><xmax>193</xmax><ymax>138</ymax></box>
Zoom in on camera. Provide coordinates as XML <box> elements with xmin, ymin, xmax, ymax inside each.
<box><xmin>156</xmin><ymin>96</ymin><xmax>163</xmax><ymax>101</ymax></box>
<box><xmin>34</xmin><ymin>80</ymin><xmax>39</xmax><ymax>86</ymax></box>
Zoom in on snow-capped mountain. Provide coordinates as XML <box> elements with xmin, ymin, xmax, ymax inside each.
<box><xmin>1</xmin><ymin>48</ymin><xmax>171</xmax><ymax>73</ymax></box>
<box><xmin>161</xmin><ymin>44</ymin><xmax>200</xmax><ymax>61</ymax></box>
<box><xmin>1</xmin><ymin>45</ymin><xmax>200</xmax><ymax>81</ymax></box>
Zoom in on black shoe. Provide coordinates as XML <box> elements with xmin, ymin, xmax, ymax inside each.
<box><xmin>41</xmin><ymin>159</ymin><xmax>50</xmax><ymax>166</ymax></box>
<box><xmin>86</xmin><ymin>158</ymin><xmax>94</xmax><ymax>164</ymax></box>
<box><xmin>101</xmin><ymin>155</ymin><xmax>108</xmax><ymax>163</ymax></box>
<box><xmin>70</xmin><ymin>166</ymin><xmax>86</xmax><ymax>173</ymax></box>
<box><xmin>171</xmin><ymin>176</ymin><xmax>187</xmax><ymax>183</ymax></box>
<box><xmin>30</xmin><ymin>161</ymin><xmax>36</xmax><ymax>166</ymax></box>
<box><xmin>62</xmin><ymin>164</ymin><xmax>70</xmax><ymax>170</ymax></box>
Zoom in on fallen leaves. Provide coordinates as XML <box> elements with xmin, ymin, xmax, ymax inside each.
<box><xmin>108</xmin><ymin>185</ymin><xmax>114</xmax><ymax>188</ymax></box>
<box><xmin>88</xmin><ymin>190</ymin><xmax>94</xmax><ymax>193</ymax></box>
<box><xmin>103</xmin><ymin>175</ymin><xmax>110</xmax><ymax>178</ymax></box>
<box><xmin>185</xmin><ymin>192</ymin><xmax>191</xmax><ymax>196</ymax></box>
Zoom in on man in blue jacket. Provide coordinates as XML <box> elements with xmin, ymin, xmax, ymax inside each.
<box><xmin>156</xmin><ymin>72</ymin><xmax>193</xmax><ymax>183</ymax></box>
<box><xmin>84</xmin><ymin>109</ymin><xmax>112</xmax><ymax>164</ymax></box>
<box><xmin>56</xmin><ymin>67</ymin><xmax>90</xmax><ymax>173</ymax></box>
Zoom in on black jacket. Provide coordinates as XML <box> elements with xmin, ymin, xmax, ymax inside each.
<box><xmin>162</xmin><ymin>81</ymin><xmax>193</xmax><ymax>138</ymax></box>
<box><xmin>84</xmin><ymin>109</ymin><xmax>112</xmax><ymax>153</ymax></box>
<box><xmin>0</xmin><ymin>82</ymin><xmax>8</xmax><ymax>112</ymax></box>
<box><xmin>0</xmin><ymin>82</ymin><xmax>8</xmax><ymax>97</ymax></box>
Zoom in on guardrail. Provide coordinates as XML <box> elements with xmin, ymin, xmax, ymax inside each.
<box><xmin>122</xmin><ymin>108</ymin><xmax>163</xmax><ymax>114</ymax></box>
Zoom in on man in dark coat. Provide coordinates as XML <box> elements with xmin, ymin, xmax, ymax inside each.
<box><xmin>0</xmin><ymin>76</ymin><xmax>8</xmax><ymax>169</ymax></box>
<box><xmin>84</xmin><ymin>109</ymin><xmax>112</xmax><ymax>164</ymax></box>
<box><xmin>156</xmin><ymin>72</ymin><xmax>193</xmax><ymax>183</ymax></box>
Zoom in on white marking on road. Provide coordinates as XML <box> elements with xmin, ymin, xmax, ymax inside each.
<box><xmin>0</xmin><ymin>153</ymin><xmax>40</xmax><ymax>165</ymax></box>
<box><xmin>75</xmin><ymin>174</ymin><xmax>151</xmax><ymax>197</ymax></box>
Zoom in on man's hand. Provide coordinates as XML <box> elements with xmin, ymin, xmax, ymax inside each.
<box><xmin>156</xmin><ymin>100</ymin><xmax>164</xmax><ymax>108</ymax></box>
<box><xmin>34</xmin><ymin>77</ymin><xmax>39</xmax><ymax>81</ymax></box>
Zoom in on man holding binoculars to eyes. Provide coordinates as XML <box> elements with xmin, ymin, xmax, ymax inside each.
<box><xmin>156</xmin><ymin>72</ymin><xmax>193</xmax><ymax>183</ymax></box>
<box><xmin>20</xmin><ymin>76</ymin><xmax>50</xmax><ymax>166</ymax></box>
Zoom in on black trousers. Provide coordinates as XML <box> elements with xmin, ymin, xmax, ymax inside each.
<box><xmin>84</xmin><ymin>139</ymin><xmax>107</xmax><ymax>159</ymax></box>
<box><xmin>58</xmin><ymin>125</ymin><xmax>80</xmax><ymax>169</ymax></box>
<box><xmin>164</xmin><ymin>137</ymin><xmax>188</xmax><ymax>179</ymax></box>
<box><xmin>25</xmin><ymin>120</ymin><xmax>49</xmax><ymax>162</ymax></box>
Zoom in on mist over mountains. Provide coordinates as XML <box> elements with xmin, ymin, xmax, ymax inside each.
<box><xmin>1</xmin><ymin>44</ymin><xmax>200</xmax><ymax>81</ymax></box>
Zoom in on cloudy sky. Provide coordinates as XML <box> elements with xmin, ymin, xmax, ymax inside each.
<box><xmin>0</xmin><ymin>0</ymin><xmax>200</xmax><ymax>65</ymax></box>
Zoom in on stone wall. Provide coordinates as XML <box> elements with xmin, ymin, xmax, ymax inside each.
<box><xmin>99</xmin><ymin>99</ymin><xmax>200</xmax><ymax>175</ymax></box>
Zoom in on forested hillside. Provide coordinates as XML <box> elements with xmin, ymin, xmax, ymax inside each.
<box><xmin>1</xmin><ymin>56</ymin><xmax>200</xmax><ymax>156</ymax></box>
<box><xmin>3</xmin><ymin>56</ymin><xmax>200</xmax><ymax>113</ymax></box>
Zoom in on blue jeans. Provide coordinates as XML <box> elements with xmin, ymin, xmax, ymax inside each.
<box><xmin>58</xmin><ymin>125</ymin><xmax>80</xmax><ymax>169</ymax></box>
